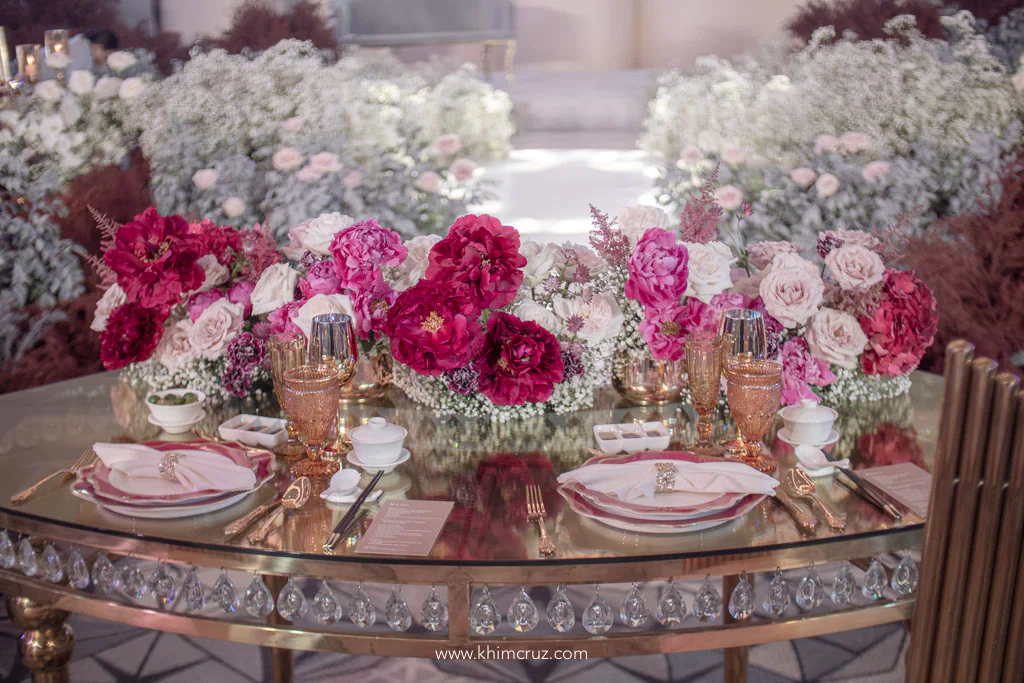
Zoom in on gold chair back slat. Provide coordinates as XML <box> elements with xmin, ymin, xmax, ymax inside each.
<box><xmin>997</xmin><ymin>392</ymin><xmax>1024</xmax><ymax>682</ymax></box>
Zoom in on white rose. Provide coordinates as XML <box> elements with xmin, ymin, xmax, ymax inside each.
<box><xmin>282</xmin><ymin>116</ymin><xmax>305</xmax><ymax>132</ymax></box>
<box><xmin>514</xmin><ymin>300</ymin><xmax>559</xmax><ymax>334</ymax></box>
<box><xmin>520</xmin><ymin>240</ymin><xmax>559</xmax><ymax>287</ymax></box>
<box><xmin>861</xmin><ymin>160</ymin><xmax>891</xmax><ymax>182</ymax></box>
<box><xmin>59</xmin><ymin>97</ymin><xmax>83</xmax><ymax>126</ymax></box>
<box><xmin>154</xmin><ymin>319</ymin><xmax>195</xmax><ymax>372</ymax></box>
<box><xmin>188</xmin><ymin>300</ymin><xmax>244</xmax><ymax>360</ymax></box>
<box><xmin>90</xmin><ymin>284</ymin><xmax>126</xmax><ymax>332</ymax></box>
<box><xmin>552</xmin><ymin>291</ymin><xmax>624</xmax><ymax>344</ymax></box>
<box><xmin>273</xmin><ymin>147</ymin><xmax>304</xmax><ymax>172</ymax></box>
<box><xmin>839</xmin><ymin>131</ymin><xmax>872</xmax><ymax>154</ymax></box>
<box><xmin>35</xmin><ymin>80</ymin><xmax>63</xmax><ymax>103</ymax></box>
<box><xmin>714</xmin><ymin>185</ymin><xmax>744</xmax><ymax>211</ymax></box>
<box><xmin>679</xmin><ymin>145</ymin><xmax>703</xmax><ymax>166</ymax></box>
<box><xmin>192</xmin><ymin>168</ymin><xmax>217</xmax><ymax>190</ymax></box>
<box><xmin>433</xmin><ymin>134</ymin><xmax>462</xmax><ymax>156</ymax></box>
<box><xmin>415</xmin><ymin>171</ymin><xmax>442</xmax><ymax>193</ymax></box>
<box><xmin>118</xmin><ymin>77</ymin><xmax>146</xmax><ymax>100</ymax></box>
<box><xmin>759</xmin><ymin>254</ymin><xmax>824</xmax><ymax>328</ymax></box>
<box><xmin>67</xmin><ymin>70</ymin><xmax>94</xmax><ymax>95</ymax></box>
<box><xmin>616</xmin><ymin>205</ymin><xmax>670</xmax><ymax>245</ymax></box>
<box><xmin>804</xmin><ymin>308</ymin><xmax>868</xmax><ymax>370</ymax></box>
<box><xmin>196</xmin><ymin>254</ymin><xmax>230</xmax><ymax>292</ymax></box>
<box><xmin>93</xmin><ymin>76</ymin><xmax>121</xmax><ymax>100</ymax></box>
<box><xmin>1013</xmin><ymin>70</ymin><xmax>1024</xmax><ymax>92</ymax></box>
<box><xmin>309</xmin><ymin>152</ymin><xmax>342</xmax><ymax>174</ymax></box>
<box><xmin>825</xmin><ymin>244</ymin><xmax>885</xmax><ymax>291</ymax></box>
<box><xmin>250</xmin><ymin>263</ymin><xmax>300</xmax><ymax>315</ymax></box>
<box><xmin>0</xmin><ymin>110</ymin><xmax>19</xmax><ymax>127</ymax></box>
<box><xmin>815</xmin><ymin>135</ymin><xmax>840</xmax><ymax>154</ymax></box>
<box><xmin>815</xmin><ymin>173</ymin><xmax>840</xmax><ymax>198</ymax></box>
<box><xmin>342</xmin><ymin>170</ymin><xmax>362</xmax><ymax>188</ymax></box>
<box><xmin>721</xmin><ymin>143</ymin><xmax>745</xmax><ymax>166</ymax></box>
<box><xmin>448</xmin><ymin>158</ymin><xmax>477</xmax><ymax>184</ymax></box>
<box><xmin>683</xmin><ymin>241</ymin><xmax>735</xmax><ymax>303</ymax></box>
<box><xmin>296</xmin><ymin>293</ymin><xmax>355</xmax><ymax>341</ymax></box>
<box><xmin>391</xmin><ymin>234</ymin><xmax>441</xmax><ymax>291</ymax></box>
<box><xmin>222</xmin><ymin>196</ymin><xmax>246</xmax><ymax>218</ymax></box>
<box><xmin>296</xmin><ymin>165</ymin><xmax>322</xmax><ymax>183</ymax></box>
<box><xmin>106</xmin><ymin>51</ymin><xmax>138</xmax><ymax>73</ymax></box>
<box><xmin>45</xmin><ymin>53</ymin><xmax>71</xmax><ymax>70</ymax></box>
<box><xmin>790</xmin><ymin>167</ymin><xmax>817</xmax><ymax>189</ymax></box>
<box><xmin>304</xmin><ymin>212</ymin><xmax>355</xmax><ymax>255</ymax></box>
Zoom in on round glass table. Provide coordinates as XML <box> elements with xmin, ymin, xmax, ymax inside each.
<box><xmin>0</xmin><ymin>371</ymin><xmax>939</xmax><ymax>682</ymax></box>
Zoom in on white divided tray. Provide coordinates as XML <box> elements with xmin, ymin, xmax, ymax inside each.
<box><xmin>592</xmin><ymin>422</ymin><xmax>671</xmax><ymax>454</ymax></box>
<box><xmin>219</xmin><ymin>414</ymin><xmax>288</xmax><ymax>449</ymax></box>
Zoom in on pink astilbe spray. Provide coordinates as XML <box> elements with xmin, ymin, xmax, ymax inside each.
<box><xmin>588</xmin><ymin>205</ymin><xmax>631</xmax><ymax>268</ymax></box>
<box><xmin>680</xmin><ymin>165</ymin><xmax>724</xmax><ymax>244</ymax></box>
<box><xmin>237</xmin><ymin>221</ymin><xmax>283</xmax><ymax>281</ymax></box>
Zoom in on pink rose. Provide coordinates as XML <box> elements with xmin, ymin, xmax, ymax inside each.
<box><xmin>415</xmin><ymin>171</ymin><xmax>442</xmax><ymax>193</ymax></box>
<box><xmin>296</xmin><ymin>165</ymin><xmax>322</xmax><ymax>183</ymax></box>
<box><xmin>154</xmin><ymin>319</ymin><xmax>195</xmax><ymax>373</ymax></box>
<box><xmin>272</xmin><ymin>147</ymin><xmax>304</xmax><ymax>172</ymax></box>
<box><xmin>448</xmin><ymin>158</ymin><xmax>477</xmax><ymax>184</ymax></box>
<box><xmin>433</xmin><ymin>134</ymin><xmax>463</xmax><ymax>156</ymax></box>
<box><xmin>789</xmin><ymin>167</ymin><xmax>817</xmax><ymax>189</ymax></box>
<box><xmin>860</xmin><ymin>270</ymin><xmax>937</xmax><ymax>376</ymax></box>
<box><xmin>385</xmin><ymin>281</ymin><xmax>485</xmax><ymax>376</ymax></box>
<box><xmin>747</xmin><ymin>241</ymin><xmax>801</xmax><ymax>270</ymax></box>
<box><xmin>227</xmin><ymin>281</ymin><xmax>255</xmax><ymax>318</ymax></box>
<box><xmin>352</xmin><ymin>276</ymin><xmax>397</xmax><ymax>340</ymax></box>
<box><xmin>342</xmin><ymin>170</ymin><xmax>362</xmax><ymax>188</ymax></box>
<box><xmin>819</xmin><ymin>229</ymin><xmax>881</xmax><ymax>251</ymax></box>
<box><xmin>189</xmin><ymin>288</ymin><xmax>224</xmax><ymax>322</ymax></box>
<box><xmin>839</xmin><ymin>131</ymin><xmax>872</xmax><ymax>154</ymax></box>
<box><xmin>825</xmin><ymin>244</ymin><xmax>885</xmax><ymax>291</ymax></box>
<box><xmin>721</xmin><ymin>144</ymin><xmax>745</xmax><ymax>166</ymax></box>
<box><xmin>309</xmin><ymin>152</ymin><xmax>342</xmax><ymax>174</ymax></box>
<box><xmin>298</xmin><ymin>260</ymin><xmax>342</xmax><ymax>298</ymax></box>
<box><xmin>329</xmin><ymin>218</ymin><xmax>408</xmax><ymax>289</ymax></box>
<box><xmin>861</xmin><ymin>160</ymin><xmax>890</xmax><ymax>182</ymax></box>
<box><xmin>714</xmin><ymin>185</ymin><xmax>744</xmax><ymax>211</ymax></box>
<box><xmin>780</xmin><ymin>337</ymin><xmax>836</xmax><ymax>406</ymax></box>
<box><xmin>815</xmin><ymin>135</ymin><xmax>840</xmax><ymax>154</ymax></box>
<box><xmin>680</xmin><ymin>145</ymin><xmax>703</xmax><ymax>165</ymax></box>
<box><xmin>639</xmin><ymin>300</ymin><xmax>709</xmax><ymax>361</ymax></box>
<box><xmin>282</xmin><ymin>219</ymin><xmax>312</xmax><ymax>260</ymax></box>
<box><xmin>426</xmin><ymin>214</ymin><xmax>526</xmax><ymax>310</ymax></box>
<box><xmin>758</xmin><ymin>255</ymin><xmax>824</xmax><ymax>328</ymax></box>
<box><xmin>282</xmin><ymin>116</ymin><xmax>305</xmax><ymax>132</ymax></box>
<box><xmin>187</xmin><ymin>299</ymin><xmax>244</xmax><ymax>360</ymax></box>
<box><xmin>815</xmin><ymin>173</ymin><xmax>840</xmax><ymax>198</ymax></box>
<box><xmin>805</xmin><ymin>307</ymin><xmax>868</xmax><ymax>370</ymax></box>
<box><xmin>477</xmin><ymin>312</ymin><xmax>565</xmax><ymax>405</ymax></box>
<box><xmin>624</xmin><ymin>227</ymin><xmax>689</xmax><ymax>311</ymax></box>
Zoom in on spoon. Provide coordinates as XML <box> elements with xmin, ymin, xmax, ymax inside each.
<box><xmin>785</xmin><ymin>468</ymin><xmax>846</xmax><ymax>531</ymax></box>
<box><xmin>247</xmin><ymin>477</ymin><xmax>312</xmax><ymax>545</ymax></box>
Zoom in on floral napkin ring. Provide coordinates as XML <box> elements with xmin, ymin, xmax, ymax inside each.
<box><xmin>158</xmin><ymin>452</ymin><xmax>182</xmax><ymax>481</ymax></box>
<box><xmin>654</xmin><ymin>462</ymin><xmax>677</xmax><ymax>494</ymax></box>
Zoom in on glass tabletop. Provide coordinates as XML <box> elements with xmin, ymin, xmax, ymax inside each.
<box><xmin>0</xmin><ymin>372</ymin><xmax>940</xmax><ymax>567</ymax></box>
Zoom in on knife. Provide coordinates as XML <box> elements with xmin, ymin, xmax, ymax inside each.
<box><xmin>773</xmin><ymin>489</ymin><xmax>818</xmax><ymax>533</ymax></box>
<box><xmin>223</xmin><ymin>494</ymin><xmax>281</xmax><ymax>537</ymax></box>
<box><xmin>323</xmin><ymin>470</ymin><xmax>383</xmax><ymax>554</ymax></box>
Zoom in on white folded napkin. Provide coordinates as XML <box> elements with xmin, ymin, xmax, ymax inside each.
<box><xmin>93</xmin><ymin>443</ymin><xmax>256</xmax><ymax>495</ymax></box>
<box><xmin>558</xmin><ymin>459</ymin><xmax>778</xmax><ymax>504</ymax></box>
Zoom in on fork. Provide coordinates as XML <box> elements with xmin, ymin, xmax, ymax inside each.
<box><xmin>525</xmin><ymin>484</ymin><xmax>556</xmax><ymax>557</ymax></box>
<box><xmin>11</xmin><ymin>447</ymin><xmax>97</xmax><ymax>506</ymax></box>
<box><xmin>785</xmin><ymin>469</ymin><xmax>846</xmax><ymax>531</ymax></box>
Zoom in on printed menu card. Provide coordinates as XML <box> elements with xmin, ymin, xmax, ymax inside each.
<box><xmin>354</xmin><ymin>500</ymin><xmax>454</xmax><ymax>556</ymax></box>
<box><xmin>857</xmin><ymin>463</ymin><xmax>932</xmax><ymax>518</ymax></box>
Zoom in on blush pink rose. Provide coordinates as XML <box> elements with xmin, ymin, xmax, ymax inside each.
<box><xmin>385</xmin><ymin>281</ymin><xmax>485</xmax><ymax>376</ymax></box>
<box><xmin>861</xmin><ymin>160</ymin><xmax>891</xmax><ymax>182</ymax></box>
<box><xmin>329</xmin><ymin>218</ymin><xmax>408</xmax><ymax>289</ymax></box>
<box><xmin>747</xmin><ymin>241</ymin><xmax>801</xmax><ymax>270</ymax></box>
<box><xmin>825</xmin><ymin>244</ymin><xmax>885</xmax><ymax>291</ymax></box>
<box><xmin>624</xmin><ymin>227</ymin><xmax>689</xmax><ymax>311</ymax></box>
<box><xmin>815</xmin><ymin>135</ymin><xmax>841</xmax><ymax>154</ymax></box>
<box><xmin>426</xmin><ymin>214</ymin><xmax>526</xmax><ymax>310</ymax></box>
<box><xmin>780</xmin><ymin>337</ymin><xmax>836</xmax><ymax>406</ymax></box>
<box><xmin>758</xmin><ymin>255</ymin><xmax>824</xmax><ymax>328</ymax></box>
<box><xmin>189</xmin><ymin>288</ymin><xmax>224</xmax><ymax>322</ymax></box>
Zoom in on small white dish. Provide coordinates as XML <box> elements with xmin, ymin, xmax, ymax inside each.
<box><xmin>346</xmin><ymin>448</ymin><xmax>410</xmax><ymax>474</ymax></box>
<box><xmin>322</xmin><ymin>488</ymin><xmax>384</xmax><ymax>504</ymax></box>
<box><xmin>321</xmin><ymin>468</ymin><xmax>361</xmax><ymax>497</ymax></box>
<box><xmin>796</xmin><ymin>463</ymin><xmax>838</xmax><ymax>478</ymax></box>
<box><xmin>348</xmin><ymin>417</ymin><xmax>408</xmax><ymax>465</ymax></box>
<box><xmin>147</xmin><ymin>409</ymin><xmax>206</xmax><ymax>435</ymax></box>
<box><xmin>146</xmin><ymin>388</ymin><xmax>206</xmax><ymax>425</ymax></box>
<box><xmin>592</xmin><ymin>422</ymin><xmax>672</xmax><ymax>454</ymax></box>
<box><xmin>219</xmin><ymin>414</ymin><xmax>287</xmax><ymax>449</ymax></box>
<box><xmin>776</xmin><ymin>427</ymin><xmax>840</xmax><ymax>447</ymax></box>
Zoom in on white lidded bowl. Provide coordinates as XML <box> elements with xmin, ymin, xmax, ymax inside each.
<box><xmin>778</xmin><ymin>398</ymin><xmax>838</xmax><ymax>445</ymax></box>
<box><xmin>146</xmin><ymin>388</ymin><xmax>206</xmax><ymax>425</ymax></box>
<box><xmin>348</xmin><ymin>417</ymin><xmax>407</xmax><ymax>465</ymax></box>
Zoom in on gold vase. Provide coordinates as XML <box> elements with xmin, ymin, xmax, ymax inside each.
<box><xmin>338</xmin><ymin>347</ymin><xmax>392</xmax><ymax>404</ymax></box>
<box><xmin>611</xmin><ymin>349</ymin><xmax>684</xmax><ymax>405</ymax></box>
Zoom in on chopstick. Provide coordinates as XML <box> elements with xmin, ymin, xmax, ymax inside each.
<box><xmin>823</xmin><ymin>452</ymin><xmax>902</xmax><ymax>521</ymax></box>
<box><xmin>322</xmin><ymin>470</ymin><xmax>383</xmax><ymax>554</ymax></box>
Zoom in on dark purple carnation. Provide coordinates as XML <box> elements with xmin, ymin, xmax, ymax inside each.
<box><xmin>444</xmin><ymin>363</ymin><xmax>481</xmax><ymax>395</ymax></box>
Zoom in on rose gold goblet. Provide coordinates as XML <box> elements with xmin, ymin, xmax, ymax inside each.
<box><xmin>685</xmin><ymin>331</ymin><xmax>724</xmax><ymax>455</ymax></box>
<box><xmin>281</xmin><ymin>364</ymin><xmax>341</xmax><ymax>479</ymax></box>
<box><xmin>269</xmin><ymin>332</ymin><xmax>309</xmax><ymax>457</ymax></box>
<box><xmin>724</xmin><ymin>360</ymin><xmax>782</xmax><ymax>474</ymax></box>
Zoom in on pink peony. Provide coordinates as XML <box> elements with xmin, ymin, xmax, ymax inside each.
<box><xmin>100</xmin><ymin>303</ymin><xmax>167</xmax><ymax>370</ymax></box>
<box><xmin>780</xmin><ymin>337</ymin><xmax>836</xmax><ymax>406</ymax></box>
<box><xmin>268</xmin><ymin>300</ymin><xmax>304</xmax><ymax>338</ymax></box>
<box><xmin>329</xmin><ymin>218</ymin><xmax>407</xmax><ymax>290</ymax></box>
<box><xmin>298</xmin><ymin>259</ymin><xmax>343</xmax><ymax>298</ymax></box>
<box><xmin>426</xmin><ymin>214</ymin><xmax>526</xmax><ymax>310</ymax></box>
<box><xmin>476</xmin><ymin>312</ymin><xmax>565</xmax><ymax>405</ymax></box>
<box><xmin>227</xmin><ymin>281</ymin><xmax>255</xmax><ymax>318</ymax></box>
<box><xmin>624</xmin><ymin>227</ymin><xmax>689</xmax><ymax>311</ymax></box>
<box><xmin>385</xmin><ymin>281</ymin><xmax>485</xmax><ymax>376</ymax></box>
<box><xmin>860</xmin><ymin>270</ymin><xmax>938</xmax><ymax>376</ymax></box>
<box><xmin>352</xmin><ymin>276</ymin><xmax>397</xmax><ymax>340</ymax></box>
<box><xmin>189</xmin><ymin>288</ymin><xmax>224</xmax><ymax>322</ymax></box>
<box><xmin>639</xmin><ymin>301</ymin><xmax>710</xmax><ymax>361</ymax></box>
<box><xmin>747</xmin><ymin>241</ymin><xmax>801</xmax><ymax>270</ymax></box>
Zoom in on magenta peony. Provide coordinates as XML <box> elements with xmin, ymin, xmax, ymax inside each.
<box><xmin>268</xmin><ymin>299</ymin><xmax>304</xmax><ymax>338</ymax></box>
<box><xmin>426</xmin><ymin>214</ymin><xmax>527</xmax><ymax>310</ymax></box>
<box><xmin>385</xmin><ymin>281</ymin><xmax>485</xmax><ymax>376</ymax></box>
<box><xmin>860</xmin><ymin>270</ymin><xmax>938</xmax><ymax>376</ymax></box>
<box><xmin>100</xmin><ymin>303</ymin><xmax>167</xmax><ymax>370</ymax></box>
<box><xmin>227</xmin><ymin>281</ymin><xmax>255</xmax><ymax>318</ymax></box>
<box><xmin>298</xmin><ymin>259</ymin><xmax>342</xmax><ymax>298</ymax></box>
<box><xmin>352</xmin><ymin>276</ymin><xmax>397</xmax><ymax>340</ymax></box>
<box><xmin>638</xmin><ymin>301</ymin><xmax>710</xmax><ymax>361</ymax></box>
<box><xmin>476</xmin><ymin>312</ymin><xmax>565</xmax><ymax>405</ymax></box>
<box><xmin>624</xmin><ymin>227</ymin><xmax>689</xmax><ymax>311</ymax></box>
<box><xmin>329</xmin><ymin>219</ymin><xmax>407</xmax><ymax>289</ymax></box>
<box><xmin>779</xmin><ymin>337</ymin><xmax>837</xmax><ymax>406</ymax></box>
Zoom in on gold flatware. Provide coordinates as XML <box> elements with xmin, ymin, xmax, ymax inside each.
<box><xmin>785</xmin><ymin>469</ymin><xmax>846</xmax><ymax>531</ymax></box>
<box><xmin>772</xmin><ymin>488</ymin><xmax>818</xmax><ymax>534</ymax></box>
<box><xmin>223</xmin><ymin>490</ymin><xmax>281</xmax><ymax>537</ymax></box>
<box><xmin>247</xmin><ymin>477</ymin><xmax>311</xmax><ymax>545</ymax></box>
<box><xmin>525</xmin><ymin>484</ymin><xmax>556</xmax><ymax>557</ymax></box>
<box><xmin>323</xmin><ymin>470</ymin><xmax>383</xmax><ymax>554</ymax></box>
<box><xmin>11</xmin><ymin>447</ymin><xmax>97</xmax><ymax>506</ymax></box>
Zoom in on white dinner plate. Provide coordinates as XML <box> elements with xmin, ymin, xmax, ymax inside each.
<box><xmin>72</xmin><ymin>486</ymin><xmax>260</xmax><ymax>519</ymax></box>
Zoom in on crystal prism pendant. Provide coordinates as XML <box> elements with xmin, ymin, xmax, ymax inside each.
<box><xmin>619</xmin><ymin>582</ymin><xmax>648</xmax><ymax>628</ymax></box>
<box><xmin>0</xmin><ymin>530</ymin><xmax>15</xmax><ymax>569</ymax></box>
<box><xmin>862</xmin><ymin>558</ymin><xmax>887</xmax><ymax>601</ymax></box>
<box><xmin>831</xmin><ymin>561</ymin><xmax>856</xmax><ymax>605</ymax></box>
<box><xmin>16</xmin><ymin>538</ymin><xmax>38</xmax><ymax>577</ymax></box>
<box><xmin>656</xmin><ymin>580</ymin><xmax>687</xmax><ymax>626</ymax></box>
<box><xmin>276</xmin><ymin>578</ymin><xmax>308</xmax><ymax>621</ymax></box>
<box><xmin>42</xmin><ymin>544</ymin><xmax>63</xmax><ymax>583</ymax></box>
<box><xmin>183</xmin><ymin>567</ymin><xmax>205</xmax><ymax>612</ymax></box>
<box><xmin>244</xmin><ymin>573</ymin><xmax>274</xmax><ymax>618</ymax></box>
<box><xmin>891</xmin><ymin>554</ymin><xmax>919</xmax><ymax>597</ymax></box>
<box><xmin>763</xmin><ymin>569</ymin><xmax>790</xmax><ymax>617</ymax></box>
<box><xmin>728</xmin><ymin>572</ymin><xmax>755</xmax><ymax>621</ymax></box>
<box><xmin>119</xmin><ymin>558</ymin><xmax>147</xmax><ymax>599</ymax></box>
<box><xmin>313</xmin><ymin>581</ymin><xmax>343</xmax><ymax>625</ymax></box>
<box><xmin>212</xmin><ymin>570</ymin><xmax>239</xmax><ymax>613</ymax></box>
<box><xmin>91</xmin><ymin>552</ymin><xmax>119</xmax><ymax>594</ymax></box>
<box><xmin>582</xmin><ymin>586</ymin><xmax>614</xmax><ymax>635</ymax></box>
<box><xmin>796</xmin><ymin>566</ymin><xmax>825</xmax><ymax>610</ymax></box>
<box><xmin>692</xmin><ymin>576</ymin><xmax>723</xmax><ymax>623</ymax></box>
<box><xmin>508</xmin><ymin>587</ymin><xmax>540</xmax><ymax>633</ymax></box>
<box><xmin>470</xmin><ymin>586</ymin><xmax>501</xmax><ymax>635</ymax></box>
<box><xmin>420</xmin><ymin>587</ymin><xmax>449</xmax><ymax>631</ymax></box>
<box><xmin>349</xmin><ymin>581</ymin><xmax>376</xmax><ymax>628</ymax></box>
<box><xmin>384</xmin><ymin>585</ymin><xmax>412</xmax><ymax>632</ymax></box>
<box><xmin>66</xmin><ymin>549</ymin><xmax>90</xmax><ymax>590</ymax></box>
<box><xmin>150</xmin><ymin>562</ymin><xmax>177</xmax><ymax>607</ymax></box>
<box><xmin>546</xmin><ymin>584</ymin><xmax>575</xmax><ymax>632</ymax></box>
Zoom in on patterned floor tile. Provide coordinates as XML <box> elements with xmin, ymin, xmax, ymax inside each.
<box><xmin>749</xmin><ymin>641</ymin><xmax>802</xmax><ymax>680</ymax></box>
